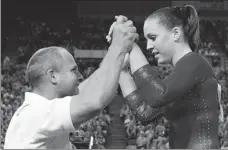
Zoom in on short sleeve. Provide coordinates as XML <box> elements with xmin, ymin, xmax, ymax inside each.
<box><xmin>51</xmin><ymin>96</ymin><xmax>75</xmax><ymax>133</ymax></box>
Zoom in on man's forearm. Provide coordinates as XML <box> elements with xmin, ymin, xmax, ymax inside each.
<box><xmin>81</xmin><ymin>46</ymin><xmax>126</xmax><ymax>109</ymax></box>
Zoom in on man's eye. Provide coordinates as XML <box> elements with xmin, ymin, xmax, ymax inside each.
<box><xmin>72</xmin><ymin>69</ymin><xmax>77</xmax><ymax>72</ymax></box>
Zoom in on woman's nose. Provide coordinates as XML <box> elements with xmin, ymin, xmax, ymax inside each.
<box><xmin>147</xmin><ymin>40</ymin><xmax>154</xmax><ymax>51</ymax></box>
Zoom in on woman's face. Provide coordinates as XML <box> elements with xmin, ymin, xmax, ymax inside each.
<box><xmin>143</xmin><ymin>18</ymin><xmax>175</xmax><ymax>65</ymax></box>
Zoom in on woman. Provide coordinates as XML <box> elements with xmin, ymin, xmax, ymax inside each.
<box><xmin>118</xmin><ymin>5</ymin><xmax>220</xmax><ymax>149</ymax></box>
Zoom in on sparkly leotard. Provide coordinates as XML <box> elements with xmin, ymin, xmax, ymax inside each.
<box><xmin>125</xmin><ymin>52</ymin><xmax>220</xmax><ymax>149</ymax></box>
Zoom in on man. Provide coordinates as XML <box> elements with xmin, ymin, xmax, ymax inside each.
<box><xmin>4</xmin><ymin>15</ymin><xmax>138</xmax><ymax>149</ymax></box>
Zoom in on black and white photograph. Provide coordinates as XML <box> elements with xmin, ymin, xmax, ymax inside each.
<box><xmin>1</xmin><ymin>0</ymin><xmax>228</xmax><ymax>149</ymax></box>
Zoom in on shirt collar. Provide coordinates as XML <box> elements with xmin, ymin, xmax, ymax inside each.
<box><xmin>24</xmin><ymin>92</ymin><xmax>49</xmax><ymax>104</ymax></box>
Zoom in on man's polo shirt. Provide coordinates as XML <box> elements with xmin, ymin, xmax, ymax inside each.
<box><xmin>4</xmin><ymin>92</ymin><xmax>76</xmax><ymax>149</ymax></box>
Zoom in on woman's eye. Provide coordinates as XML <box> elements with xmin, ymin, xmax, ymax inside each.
<box><xmin>150</xmin><ymin>36</ymin><xmax>156</xmax><ymax>41</ymax></box>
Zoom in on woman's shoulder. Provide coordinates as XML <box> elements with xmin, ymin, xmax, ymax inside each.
<box><xmin>180</xmin><ymin>52</ymin><xmax>213</xmax><ymax>68</ymax></box>
<box><xmin>181</xmin><ymin>52</ymin><xmax>207</xmax><ymax>63</ymax></box>
<box><xmin>185</xmin><ymin>52</ymin><xmax>216</xmax><ymax>76</ymax></box>
<box><xmin>176</xmin><ymin>52</ymin><xmax>215</xmax><ymax>77</ymax></box>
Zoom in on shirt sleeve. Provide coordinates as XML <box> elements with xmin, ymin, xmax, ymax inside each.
<box><xmin>132</xmin><ymin>53</ymin><xmax>215</xmax><ymax>108</ymax></box>
<box><xmin>51</xmin><ymin>96</ymin><xmax>75</xmax><ymax>133</ymax></box>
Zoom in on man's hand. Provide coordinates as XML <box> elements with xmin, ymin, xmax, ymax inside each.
<box><xmin>110</xmin><ymin>15</ymin><xmax>138</xmax><ymax>54</ymax></box>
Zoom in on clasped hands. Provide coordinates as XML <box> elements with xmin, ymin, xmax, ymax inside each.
<box><xmin>107</xmin><ymin>15</ymin><xmax>148</xmax><ymax>74</ymax></box>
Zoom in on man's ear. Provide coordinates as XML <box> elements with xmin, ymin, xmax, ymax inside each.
<box><xmin>172</xmin><ymin>27</ymin><xmax>181</xmax><ymax>42</ymax></box>
<box><xmin>47</xmin><ymin>69</ymin><xmax>59</xmax><ymax>85</ymax></box>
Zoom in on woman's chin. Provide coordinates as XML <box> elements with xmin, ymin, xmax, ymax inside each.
<box><xmin>157</xmin><ymin>58</ymin><xmax>164</xmax><ymax>65</ymax></box>
<box><xmin>157</xmin><ymin>59</ymin><xmax>169</xmax><ymax>65</ymax></box>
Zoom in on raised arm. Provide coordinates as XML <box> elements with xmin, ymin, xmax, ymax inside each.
<box><xmin>78</xmin><ymin>77</ymin><xmax>90</xmax><ymax>92</ymax></box>
<box><xmin>70</xmin><ymin>16</ymin><xmax>139</xmax><ymax>129</ymax></box>
<box><xmin>129</xmin><ymin>43</ymin><xmax>215</xmax><ymax>108</ymax></box>
<box><xmin>119</xmin><ymin>71</ymin><xmax>163</xmax><ymax>125</ymax></box>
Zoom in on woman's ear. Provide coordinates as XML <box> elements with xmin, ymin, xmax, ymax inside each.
<box><xmin>172</xmin><ymin>27</ymin><xmax>181</xmax><ymax>42</ymax></box>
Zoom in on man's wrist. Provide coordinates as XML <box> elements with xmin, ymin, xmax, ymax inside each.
<box><xmin>109</xmin><ymin>44</ymin><xmax>121</xmax><ymax>52</ymax></box>
<box><xmin>103</xmin><ymin>45</ymin><xmax>126</xmax><ymax>68</ymax></box>
<box><xmin>108</xmin><ymin>45</ymin><xmax>127</xmax><ymax>58</ymax></box>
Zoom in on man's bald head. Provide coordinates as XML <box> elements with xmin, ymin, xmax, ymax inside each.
<box><xmin>26</xmin><ymin>46</ymin><xmax>68</xmax><ymax>88</ymax></box>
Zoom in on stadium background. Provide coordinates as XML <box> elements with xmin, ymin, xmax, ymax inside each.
<box><xmin>1</xmin><ymin>0</ymin><xmax>228</xmax><ymax>149</ymax></box>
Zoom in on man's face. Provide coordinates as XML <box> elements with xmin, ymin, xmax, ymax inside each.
<box><xmin>57</xmin><ymin>51</ymin><xmax>83</xmax><ymax>97</ymax></box>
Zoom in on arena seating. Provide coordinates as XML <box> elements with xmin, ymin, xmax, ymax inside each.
<box><xmin>1</xmin><ymin>16</ymin><xmax>228</xmax><ymax>149</ymax></box>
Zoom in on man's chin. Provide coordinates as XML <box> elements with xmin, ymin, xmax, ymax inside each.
<box><xmin>74</xmin><ymin>87</ymin><xmax>79</xmax><ymax>95</ymax></box>
<box><xmin>65</xmin><ymin>89</ymin><xmax>79</xmax><ymax>97</ymax></box>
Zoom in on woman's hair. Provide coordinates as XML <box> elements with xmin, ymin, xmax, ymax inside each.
<box><xmin>147</xmin><ymin>5</ymin><xmax>200</xmax><ymax>51</ymax></box>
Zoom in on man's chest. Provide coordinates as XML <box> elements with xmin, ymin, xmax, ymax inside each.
<box><xmin>33</xmin><ymin>134</ymin><xmax>72</xmax><ymax>149</ymax></box>
<box><xmin>47</xmin><ymin>134</ymin><xmax>72</xmax><ymax>149</ymax></box>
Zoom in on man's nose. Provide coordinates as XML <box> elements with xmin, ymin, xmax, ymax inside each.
<box><xmin>76</xmin><ymin>71</ymin><xmax>84</xmax><ymax>82</ymax></box>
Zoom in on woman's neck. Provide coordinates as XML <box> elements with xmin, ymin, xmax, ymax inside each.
<box><xmin>172</xmin><ymin>44</ymin><xmax>192</xmax><ymax>66</ymax></box>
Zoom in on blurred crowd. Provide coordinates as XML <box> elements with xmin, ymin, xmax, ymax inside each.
<box><xmin>69</xmin><ymin>110</ymin><xmax>112</xmax><ymax>149</ymax></box>
<box><xmin>1</xmin><ymin>15</ymin><xmax>228</xmax><ymax>149</ymax></box>
<box><xmin>120</xmin><ymin>105</ymin><xmax>169</xmax><ymax>149</ymax></box>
